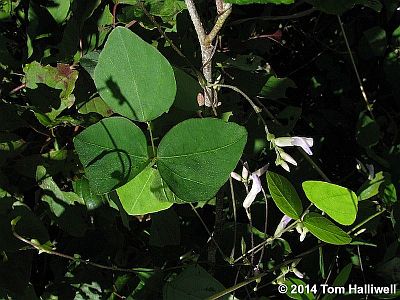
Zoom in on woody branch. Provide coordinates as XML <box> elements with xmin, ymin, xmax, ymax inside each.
<box><xmin>184</xmin><ymin>0</ymin><xmax>232</xmax><ymax>108</ymax></box>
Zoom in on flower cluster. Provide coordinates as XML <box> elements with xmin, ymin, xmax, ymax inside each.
<box><xmin>267</xmin><ymin>132</ymin><xmax>314</xmax><ymax>172</ymax></box>
<box><xmin>231</xmin><ymin>164</ymin><xmax>268</xmax><ymax>209</ymax></box>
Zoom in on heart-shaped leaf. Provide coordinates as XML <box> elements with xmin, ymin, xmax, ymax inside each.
<box><xmin>74</xmin><ymin>116</ymin><xmax>149</xmax><ymax>194</ymax></box>
<box><xmin>117</xmin><ymin>166</ymin><xmax>173</xmax><ymax>215</ymax></box>
<box><xmin>266</xmin><ymin>171</ymin><xmax>303</xmax><ymax>219</ymax></box>
<box><xmin>303</xmin><ymin>213</ymin><xmax>352</xmax><ymax>245</ymax></box>
<box><xmin>302</xmin><ymin>181</ymin><xmax>358</xmax><ymax>225</ymax></box>
<box><xmin>157</xmin><ymin>118</ymin><xmax>247</xmax><ymax>202</ymax></box>
<box><xmin>94</xmin><ymin>27</ymin><xmax>176</xmax><ymax>122</ymax></box>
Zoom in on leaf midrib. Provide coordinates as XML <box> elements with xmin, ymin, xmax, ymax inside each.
<box><xmin>158</xmin><ymin>161</ymin><xmax>207</xmax><ymax>186</ymax></box>
<box><xmin>269</xmin><ymin>176</ymin><xmax>300</xmax><ymax>218</ymax></box>
<box><xmin>306</xmin><ymin>218</ymin><xmax>349</xmax><ymax>239</ymax></box>
<box><xmin>158</xmin><ymin>134</ymin><xmax>246</xmax><ymax>159</ymax></box>
<box><xmin>312</xmin><ymin>194</ymin><xmax>357</xmax><ymax>215</ymax></box>
<box><xmin>130</xmin><ymin>170</ymin><xmax>153</xmax><ymax>212</ymax></box>
<box><xmin>117</xmin><ymin>29</ymin><xmax>145</xmax><ymax>120</ymax></box>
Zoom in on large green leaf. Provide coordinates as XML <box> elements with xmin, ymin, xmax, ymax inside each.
<box><xmin>163</xmin><ymin>265</ymin><xmax>230</xmax><ymax>300</ymax></box>
<box><xmin>303</xmin><ymin>213</ymin><xmax>352</xmax><ymax>245</ymax></box>
<box><xmin>117</xmin><ymin>166</ymin><xmax>173</xmax><ymax>215</ymax></box>
<box><xmin>157</xmin><ymin>118</ymin><xmax>247</xmax><ymax>202</ymax></box>
<box><xmin>302</xmin><ymin>181</ymin><xmax>358</xmax><ymax>225</ymax></box>
<box><xmin>225</xmin><ymin>0</ymin><xmax>293</xmax><ymax>4</ymax></box>
<box><xmin>94</xmin><ymin>27</ymin><xmax>176</xmax><ymax>122</ymax></box>
<box><xmin>266</xmin><ymin>171</ymin><xmax>303</xmax><ymax>219</ymax></box>
<box><xmin>74</xmin><ymin>117</ymin><xmax>149</xmax><ymax>194</ymax></box>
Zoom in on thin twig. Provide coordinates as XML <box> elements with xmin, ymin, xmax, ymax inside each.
<box><xmin>230</xmin><ymin>8</ymin><xmax>316</xmax><ymax>25</ymax></box>
<box><xmin>347</xmin><ymin>208</ymin><xmax>386</xmax><ymax>235</ymax></box>
<box><xmin>112</xmin><ymin>2</ymin><xmax>118</xmax><ymax>28</ymax></box>
<box><xmin>9</xmin><ymin>83</ymin><xmax>26</xmax><ymax>95</ymax></box>
<box><xmin>205</xmin><ymin>4</ymin><xmax>233</xmax><ymax>45</ymax></box>
<box><xmin>189</xmin><ymin>203</ymin><xmax>226</xmax><ymax>260</ymax></box>
<box><xmin>229</xmin><ymin>177</ymin><xmax>237</xmax><ymax>261</ymax></box>
<box><xmin>337</xmin><ymin>15</ymin><xmax>373</xmax><ymax>116</ymax></box>
<box><xmin>125</xmin><ymin>19</ymin><xmax>137</xmax><ymax>28</ymax></box>
<box><xmin>233</xmin><ymin>221</ymin><xmax>300</xmax><ymax>263</ymax></box>
<box><xmin>12</xmin><ymin>229</ymin><xmax>154</xmax><ymax>274</ymax></box>
<box><xmin>257</xmin><ymin>188</ymin><xmax>268</xmax><ymax>269</ymax></box>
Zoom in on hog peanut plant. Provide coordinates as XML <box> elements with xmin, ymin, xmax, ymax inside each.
<box><xmin>0</xmin><ymin>0</ymin><xmax>399</xmax><ymax>299</ymax></box>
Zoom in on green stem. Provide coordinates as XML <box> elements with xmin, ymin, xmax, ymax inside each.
<box><xmin>347</xmin><ymin>208</ymin><xmax>386</xmax><ymax>235</ymax></box>
<box><xmin>298</xmin><ymin>148</ymin><xmax>331</xmax><ymax>182</ymax></box>
<box><xmin>12</xmin><ymin>229</ymin><xmax>154</xmax><ymax>274</ymax></box>
<box><xmin>233</xmin><ymin>220</ymin><xmax>300</xmax><ymax>263</ymax></box>
<box><xmin>229</xmin><ymin>177</ymin><xmax>237</xmax><ymax>261</ymax></box>
<box><xmin>147</xmin><ymin>122</ymin><xmax>156</xmax><ymax>158</ymax></box>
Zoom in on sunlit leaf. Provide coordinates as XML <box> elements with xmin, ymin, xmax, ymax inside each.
<box><xmin>303</xmin><ymin>213</ymin><xmax>352</xmax><ymax>245</ymax></box>
<box><xmin>117</xmin><ymin>166</ymin><xmax>173</xmax><ymax>215</ymax></box>
<box><xmin>266</xmin><ymin>171</ymin><xmax>303</xmax><ymax>219</ymax></box>
<box><xmin>303</xmin><ymin>181</ymin><xmax>358</xmax><ymax>225</ymax></box>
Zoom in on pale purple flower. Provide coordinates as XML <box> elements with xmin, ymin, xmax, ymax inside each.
<box><xmin>274</xmin><ymin>136</ymin><xmax>314</xmax><ymax>155</ymax></box>
<box><xmin>230</xmin><ymin>171</ymin><xmax>242</xmax><ymax>182</ymax></box>
<box><xmin>292</xmin><ymin>267</ymin><xmax>304</xmax><ymax>279</ymax></box>
<box><xmin>279</xmin><ymin>151</ymin><xmax>297</xmax><ymax>166</ymax></box>
<box><xmin>231</xmin><ymin>164</ymin><xmax>268</xmax><ymax>209</ymax></box>
<box><xmin>243</xmin><ymin>173</ymin><xmax>262</xmax><ymax>209</ymax></box>
<box><xmin>277</xmin><ymin>160</ymin><xmax>290</xmax><ymax>172</ymax></box>
<box><xmin>295</xmin><ymin>223</ymin><xmax>309</xmax><ymax>242</ymax></box>
<box><xmin>274</xmin><ymin>215</ymin><xmax>293</xmax><ymax>237</ymax></box>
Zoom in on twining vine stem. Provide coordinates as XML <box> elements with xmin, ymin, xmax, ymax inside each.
<box><xmin>337</xmin><ymin>15</ymin><xmax>373</xmax><ymax>117</ymax></box>
<box><xmin>189</xmin><ymin>203</ymin><xmax>227</xmax><ymax>260</ymax></box>
<box><xmin>12</xmin><ymin>228</ymin><xmax>154</xmax><ymax>274</ymax></box>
